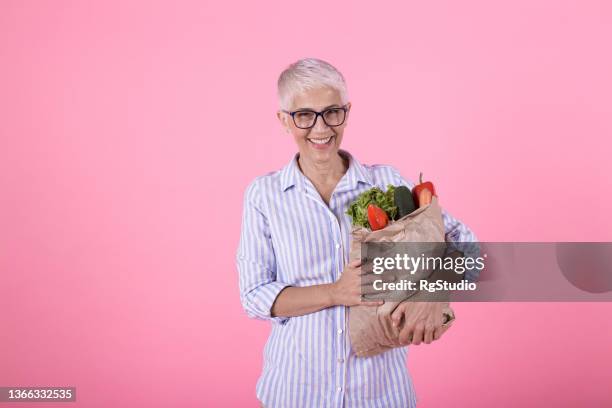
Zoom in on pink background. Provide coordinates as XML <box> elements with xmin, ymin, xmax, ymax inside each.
<box><xmin>1</xmin><ymin>1</ymin><xmax>611</xmax><ymax>407</ymax></box>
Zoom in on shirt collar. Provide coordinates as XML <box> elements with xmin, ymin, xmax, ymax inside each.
<box><xmin>279</xmin><ymin>149</ymin><xmax>373</xmax><ymax>193</ymax></box>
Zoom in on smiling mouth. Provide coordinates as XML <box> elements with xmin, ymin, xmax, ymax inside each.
<box><xmin>308</xmin><ymin>135</ymin><xmax>334</xmax><ymax>145</ymax></box>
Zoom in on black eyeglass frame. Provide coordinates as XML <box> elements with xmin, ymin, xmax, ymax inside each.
<box><xmin>281</xmin><ymin>104</ymin><xmax>350</xmax><ymax>129</ymax></box>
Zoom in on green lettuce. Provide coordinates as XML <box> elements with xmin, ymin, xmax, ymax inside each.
<box><xmin>346</xmin><ymin>184</ymin><xmax>398</xmax><ymax>228</ymax></box>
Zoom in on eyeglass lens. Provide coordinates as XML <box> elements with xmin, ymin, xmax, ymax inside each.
<box><xmin>293</xmin><ymin>108</ymin><xmax>346</xmax><ymax>129</ymax></box>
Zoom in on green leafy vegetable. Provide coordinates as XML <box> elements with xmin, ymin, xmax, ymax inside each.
<box><xmin>346</xmin><ymin>184</ymin><xmax>398</xmax><ymax>228</ymax></box>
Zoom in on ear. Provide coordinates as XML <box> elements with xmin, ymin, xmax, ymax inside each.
<box><xmin>344</xmin><ymin>102</ymin><xmax>352</xmax><ymax>126</ymax></box>
<box><xmin>277</xmin><ymin>110</ymin><xmax>290</xmax><ymax>133</ymax></box>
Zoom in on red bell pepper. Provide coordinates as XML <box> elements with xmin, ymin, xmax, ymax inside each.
<box><xmin>412</xmin><ymin>172</ymin><xmax>436</xmax><ymax>207</ymax></box>
<box><xmin>367</xmin><ymin>204</ymin><xmax>389</xmax><ymax>231</ymax></box>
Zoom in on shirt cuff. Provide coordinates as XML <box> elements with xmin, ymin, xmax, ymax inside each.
<box><xmin>246</xmin><ymin>281</ymin><xmax>292</xmax><ymax>325</ymax></box>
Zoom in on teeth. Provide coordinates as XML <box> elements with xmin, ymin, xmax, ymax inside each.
<box><xmin>310</xmin><ymin>136</ymin><xmax>333</xmax><ymax>144</ymax></box>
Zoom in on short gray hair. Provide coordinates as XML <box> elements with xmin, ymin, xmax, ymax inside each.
<box><xmin>277</xmin><ymin>58</ymin><xmax>349</xmax><ymax>110</ymax></box>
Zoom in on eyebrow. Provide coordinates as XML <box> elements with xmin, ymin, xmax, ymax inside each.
<box><xmin>295</xmin><ymin>104</ymin><xmax>341</xmax><ymax>111</ymax></box>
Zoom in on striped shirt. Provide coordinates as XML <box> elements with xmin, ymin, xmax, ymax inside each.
<box><xmin>236</xmin><ymin>149</ymin><xmax>478</xmax><ymax>408</ymax></box>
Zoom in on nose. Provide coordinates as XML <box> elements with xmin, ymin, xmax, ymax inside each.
<box><xmin>311</xmin><ymin>113</ymin><xmax>331</xmax><ymax>133</ymax></box>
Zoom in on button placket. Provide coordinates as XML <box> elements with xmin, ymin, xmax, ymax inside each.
<box><xmin>304</xmin><ymin>180</ymin><xmax>348</xmax><ymax>404</ymax></box>
<box><xmin>330</xmin><ymin>193</ymin><xmax>348</xmax><ymax>406</ymax></box>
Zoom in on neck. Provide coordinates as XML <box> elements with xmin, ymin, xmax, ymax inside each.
<box><xmin>298</xmin><ymin>152</ymin><xmax>348</xmax><ymax>185</ymax></box>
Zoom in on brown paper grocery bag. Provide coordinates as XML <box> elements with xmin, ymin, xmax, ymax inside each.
<box><xmin>348</xmin><ymin>196</ymin><xmax>456</xmax><ymax>357</ymax></box>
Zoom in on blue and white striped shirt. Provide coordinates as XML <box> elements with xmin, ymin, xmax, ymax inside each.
<box><xmin>237</xmin><ymin>149</ymin><xmax>478</xmax><ymax>408</ymax></box>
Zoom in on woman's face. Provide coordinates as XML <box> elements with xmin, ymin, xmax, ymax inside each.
<box><xmin>278</xmin><ymin>86</ymin><xmax>351</xmax><ymax>164</ymax></box>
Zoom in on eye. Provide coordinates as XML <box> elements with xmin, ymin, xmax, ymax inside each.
<box><xmin>324</xmin><ymin>109</ymin><xmax>341</xmax><ymax>118</ymax></box>
<box><xmin>295</xmin><ymin>111</ymin><xmax>314</xmax><ymax>118</ymax></box>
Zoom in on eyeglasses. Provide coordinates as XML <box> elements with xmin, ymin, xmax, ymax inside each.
<box><xmin>281</xmin><ymin>104</ymin><xmax>349</xmax><ymax>129</ymax></box>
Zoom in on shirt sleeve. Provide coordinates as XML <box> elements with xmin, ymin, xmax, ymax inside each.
<box><xmin>236</xmin><ymin>179</ymin><xmax>292</xmax><ymax>324</ymax></box>
<box><xmin>393</xmin><ymin>168</ymin><xmax>481</xmax><ymax>282</ymax></box>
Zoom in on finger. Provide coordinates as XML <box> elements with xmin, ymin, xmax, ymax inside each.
<box><xmin>361</xmin><ymin>277</ymin><xmax>397</xmax><ymax>296</ymax></box>
<box><xmin>360</xmin><ymin>284</ymin><xmax>382</xmax><ymax>296</ymax></box>
<box><xmin>361</xmin><ymin>281</ymin><xmax>393</xmax><ymax>295</ymax></box>
<box><xmin>360</xmin><ymin>300</ymin><xmax>385</xmax><ymax>307</ymax></box>
<box><xmin>412</xmin><ymin>323</ymin><xmax>425</xmax><ymax>345</ymax></box>
<box><xmin>360</xmin><ymin>294</ymin><xmax>387</xmax><ymax>307</ymax></box>
<box><xmin>379</xmin><ymin>311</ymin><xmax>399</xmax><ymax>343</ymax></box>
<box><xmin>434</xmin><ymin>325</ymin><xmax>448</xmax><ymax>341</ymax></box>
<box><xmin>358</xmin><ymin>291</ymin><xmax>384</xmax><ymax>303</ymax></box>
<box><xmin>360</xmin><ymin>273</ymin><xmax>377</xmax><ymax>286</ymax></box>
<box><xmin>391</xmin><ymin>303</ymin><xmax>405</xmax><ymax>327</ymax></box>
<box><xmin>423</xmin><ymin>324</ymin><xmax>435</xmax><ymax>344</ymax></box>
<box><xmin>361</xmin><ymin>273</ymin><xmax>395</xmax><ymax>286</ymax></box>
<box><xmin>348</xmin><ymin>259</ymin><xmax>362</xmax><ymax>268</ymax></box>
<box><xmin>398</xmin><ymin>326</ymin><xmax>413</xmax><ymax>345</ymax></box>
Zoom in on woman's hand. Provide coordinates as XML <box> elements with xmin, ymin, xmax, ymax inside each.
<box><xmin>269</xmin><ymin>259</ymin><xmax>382</xmax><ymax>318</ymax></box>
<box><xmin>391</xmin><ymin>301</ymin><xmax>450</xmax><ymax>345</ymax></box>
<box><xmin>329</xmin><ymin>259</ymin><xmax>385</xmax><ymax>307</ymax></box>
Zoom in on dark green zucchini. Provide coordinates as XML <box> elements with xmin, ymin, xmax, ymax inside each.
<box><xmin>393</xmin><ymin>185</ymin><xmax>417</xmax><ymax>219</ymax></box>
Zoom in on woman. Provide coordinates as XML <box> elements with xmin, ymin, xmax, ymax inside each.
<box><xmin>237</xmin><ymin>58</ymin><xmax>478</xmax><ymax>408</ymax></box>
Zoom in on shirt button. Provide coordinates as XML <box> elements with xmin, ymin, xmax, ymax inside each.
<box><xmin>337</xmin><ymin>387</ymin><xmax>342</xmax><ymax>392</ymax></box>
<box><xmin>338</xmin><ymin>329</ymin><xmax>343</xmax><ymax>334</ymax></box>
<box><xmin>337</xmin><ymin>358</ymin><xmax>344</xmax><ymax>363</ymax></box>
<box><xmin>335</xmin><ymin>243</ymin><xmax>340</xmax><ymax>249</ymax></box>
